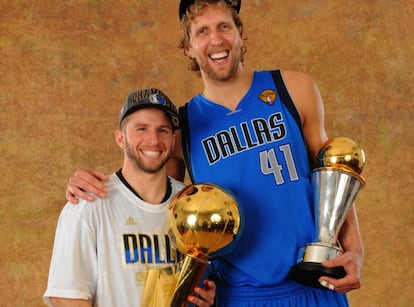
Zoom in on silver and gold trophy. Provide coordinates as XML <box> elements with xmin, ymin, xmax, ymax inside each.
<box><xmin>166</xmin><ymin>183</ymin><xmax>243</xmax><ymax>307</ymax></box>
<box><xmin>290</xmin><ymin>137</ymin><xmax>366</xmax><ymax>289</ymax></box>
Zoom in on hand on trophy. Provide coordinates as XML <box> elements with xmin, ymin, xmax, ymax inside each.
<box><xmin>188</xmin><ymin>279</ymin><xmax>216</xmax><ymax>306</ymax></box>
<box><xmin>319</xmin><ymin>247</ymin><xmax>363</xmax><ymax>293</ymax></box>
<box><xmin>140</xmin><ymin>265</ymin><xmax>216</xmax><ymax>307</ymax></box>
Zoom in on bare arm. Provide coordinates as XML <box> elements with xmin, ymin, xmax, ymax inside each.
<box><xmin>281</xmin><ymin>70</ymin><xmax>328</xmax><ymax>161</ymax></box>
<box><xmin>282</xmin><ymin>70</ymin><xmax>364</xmax><ymax>292</ymax></box>
<box><xmin>49</xmin><ymin>298</ymin><xmax>92</xmax><ymax>307</ymax></box>
<box><xmin>167</xmin><ymin>129</ymin><xmax>186</xmax><ymax>182</ymax></box>
<box><xmin>320</xmin><ymin>206</ymin><xmax>364</xmax><ymax>293</ymax></box>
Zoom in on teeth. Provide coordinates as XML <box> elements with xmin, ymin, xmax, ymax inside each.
<box><xmin>142</xmin><ymin>150</ymin><xmax>160</xmax><ymax>157</ymax></box>
<box><xmin>210</xmin><ymin>51</ymin><xmax>228</xmax><ymax>60</ymax></box>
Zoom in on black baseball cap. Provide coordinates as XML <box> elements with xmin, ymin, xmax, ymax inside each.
<box><xmin>119</xmin><ymin>88</ymin><xmax>180</xmax><ymax>129</ymax></box>
<box><xmin>179</xmin><ymin>0</ymin><xmax>241</xmax><ymax>21</ymax></box>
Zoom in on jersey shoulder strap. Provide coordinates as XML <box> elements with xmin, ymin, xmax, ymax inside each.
<box><xmin>271</xmin><ymin>69</ymin><xmax>312</xmax><ymax>167</ymax></box>
<box><xmin>270</xmin><ymin>69</ymin><xmax>303</xmax><ymax>135</ymax></box>
<box><xmin>178</xmin><ymin>104</ymin><xmax>195</xmax><ymax>182</ymax></box>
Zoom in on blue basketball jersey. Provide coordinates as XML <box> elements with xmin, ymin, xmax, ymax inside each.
<box><xmin>180</xmin><ymin>70</ymin><xmax>320</xmax><ymax>287</ymax></box>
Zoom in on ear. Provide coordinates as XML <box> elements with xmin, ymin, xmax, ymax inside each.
<box><xmin>115</xmin><ymin>129</ymin><xmax>125</xmax><ymax>149</ymax></box>
<box><xmin>238</xmin><ymin>26</ymin><xmax>245</xmax><ymax>46</ymax></box>
<box><xmin>184</xmin><ymin>44</ymin><xmax>194</xmax><ymax>59</ymax></box>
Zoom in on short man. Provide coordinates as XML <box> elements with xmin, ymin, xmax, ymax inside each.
<box><xmin>44</xmin><ymin>88</ymin><xmax>215</xmax><ymax>306</ymax></box>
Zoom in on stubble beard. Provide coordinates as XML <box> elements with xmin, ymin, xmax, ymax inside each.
<box><xmin>200</xmin><ymin>47</ymin><xmax>241</xmax><ymax>82</ymax></box>
<box><xmin>125</xmin><ymin>139</ymin><xmax>170</xmax><ymax>174</ymax></box>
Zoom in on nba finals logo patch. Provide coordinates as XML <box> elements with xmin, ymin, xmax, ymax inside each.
<box><xmin>259</xmin><ymin>89</ymin><xmax>277</xmax><ymax>106</ymax></box>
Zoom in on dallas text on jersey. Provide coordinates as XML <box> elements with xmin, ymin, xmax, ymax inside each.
<box><xmin>123</xmin><ymin>233</ymin><xmax>182</xmax><ymax>265</ymax></box>
<box><xmin>202</xmin><ymin>112</ymin><xmax>286</xmax><ymax>165</ymax></box>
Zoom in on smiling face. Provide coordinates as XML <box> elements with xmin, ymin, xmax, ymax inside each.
<box><xmin>116</xmin><ymin>108</ymin><xmax>175</xmax><ymax>174</ymax></box>
<box><xmin>185</xmin><ymin>5</ymin><xmax>244</xmax><ymax>82</ymax></box>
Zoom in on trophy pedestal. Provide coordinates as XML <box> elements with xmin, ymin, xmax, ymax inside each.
<box><xmin>290</xmin><ymin>243</ymin><xmax>346</xmax><ymax>289</ymax></box>
<box><xmin>170</xmin><ymin>255</ymin><xmax>208</xmax><ymax>307</ymax></box>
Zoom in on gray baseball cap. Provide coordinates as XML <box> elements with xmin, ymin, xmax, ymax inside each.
<box><xmin>119</xmin><ymin>88</ymin><xmax>180</xmax><ymax>129</ymax></box>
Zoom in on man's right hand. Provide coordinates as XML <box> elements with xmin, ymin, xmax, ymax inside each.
<box><xmin>66</xmin><ymin>169</ymin><xmax>109</xmax><ymax>204</ymax></box>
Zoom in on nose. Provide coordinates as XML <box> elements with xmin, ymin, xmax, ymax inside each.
<box><xmin>145</xmin><ymin>129</ymin><xmax>161</xmax><ymax>145</ymax></box>
<box><xmin>210</xmin><ymin>29</ymin><xmax>223</xmax><ymax>45</ymax></box>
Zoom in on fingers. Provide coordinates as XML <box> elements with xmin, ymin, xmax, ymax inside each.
<box><xmin>188</xmin><ymin>280</ymin><xmax>216</xmax><ymax>306</ymax></box>
<box><xmin>65</xmin><ymin>188</ymin><xmax>80</xmax><ymax>204</ymax></box>
<box><xmin>321</xmin><ymin>252</ymin><xmax>349</xmax><ymax>268</ymax></box>
<box><xmin>320</xmin><ymin>252</ymin><xmax>362</xmax><ymax>293</ymax></box>
<box><xmin>66</xmin><ymin>183</ymin><xmax>95</xmax><ymax>203</ymax></box>
<box><xmin>188</xmin><ymin>294</ymin><xmax>214</xmax><ymax>307</ymax></box>
<box><xmin>89</xmin><ymin>169</ymin><xmax>110</xmax><ymax>182</ymax></box>
<box><xmin>66</xmin><ymin>169</ymin><xmax>109</xmax><ymax>203</ymax></box>
<box><xmin>319</xmin><ymin>279</ymin><xmax>335</xmax><ymax>291</ymax></box>
<box><xmin>319</xmin><ymin>274</ymin><xmax>361</xmax><ymax>293</ymax></box>
<box><xmin>203</xmin><ymin>279</ymin><xmax>216</xmax><ymax>290</ymax></box>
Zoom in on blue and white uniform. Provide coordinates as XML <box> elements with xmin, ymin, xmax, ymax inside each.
<box><xmin>44</xmin><ymin>172</ymin><xmax>185</xmax><ymax>306</ymax></box>
<box><xmin>181</xmin><ymin>70</ymin><xmax>348</xmax><ymax>306</ymax></box>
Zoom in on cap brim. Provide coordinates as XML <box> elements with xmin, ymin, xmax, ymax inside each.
<box><xmin>120</xmin><ymin>104</ymin><xmax>180</xmax><ymax>129</ymax></box>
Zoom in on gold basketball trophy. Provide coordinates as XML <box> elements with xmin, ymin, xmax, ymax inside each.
<box><xmin>166</xmin><ymin>183</ymin><xmax>243</xmax><ymax>307</ymax></box>
<box><xmin>290</xmin><ymin>137</ymin><xmax>366</xmax><ymax>289</ymax></box>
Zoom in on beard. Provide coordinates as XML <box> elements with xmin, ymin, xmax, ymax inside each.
<box><xmin>198</xmin><ymin>47</ymin><xmax>241</xmax><ymax>82</ymax></box>
<box><xmin>125</xmin><ymin>138</ymin><xmax>171</xmax><ymax>174</ymax></box>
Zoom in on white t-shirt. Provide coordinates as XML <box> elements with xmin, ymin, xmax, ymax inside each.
<box><xmin>43</xmin><ymin>174</ymin><xmax>185</xmax><ymax>306</ymax></box>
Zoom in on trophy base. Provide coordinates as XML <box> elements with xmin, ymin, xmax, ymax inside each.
<box><xmin>290</xmin><ymin>262</ymin><xmax>346</xmax><ymax>289</ymax></box>
<box><xmin>290</xmin><ymin>243</ymin><xmax>346</xmax><ymax>289</ymax></box>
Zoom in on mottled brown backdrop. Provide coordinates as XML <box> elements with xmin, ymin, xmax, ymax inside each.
<box><xmin>1</xmin><ymin>0</ymin><xmax>413</xmax><ymax>306</ymax></box>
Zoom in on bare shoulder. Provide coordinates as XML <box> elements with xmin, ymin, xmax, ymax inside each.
<box><xmin>278</xmin><ymin>70</ymin><xmax>322</xmax><ymax>121</ymax></box>
<box><xmin>279</xmin><ymin>70</ymin><xmax>316</xmax><ymax>92</ymax></box>
<box><xmin>279</xmin><ymin>69</ymin><xmax>327</xmax><ymax>159</ymax></box>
